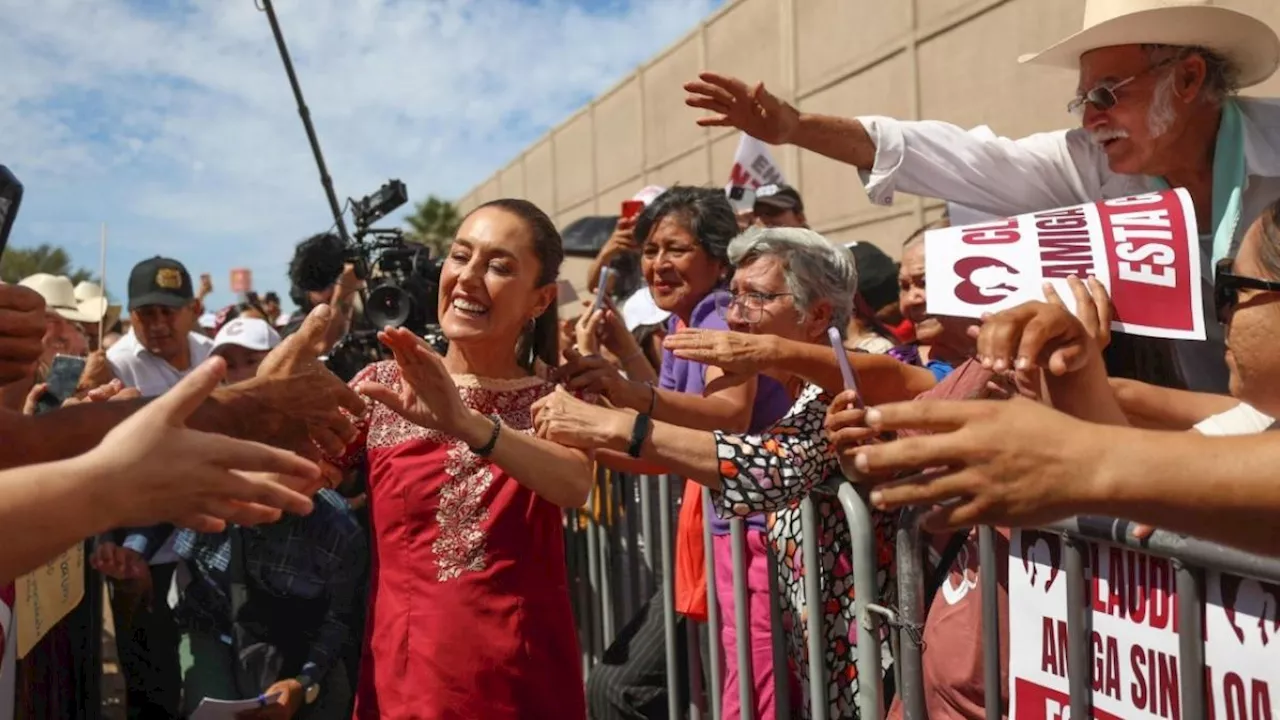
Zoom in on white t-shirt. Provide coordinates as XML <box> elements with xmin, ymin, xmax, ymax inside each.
<box><xmin>106</xmin><ymin>329</ymin><xmax>214</xmax><ymax>399</ymax></box>
<box><xmin>1192</xmin><ymin>402</ymin><xmax>1276</xmax><ymax>437</ymax></box>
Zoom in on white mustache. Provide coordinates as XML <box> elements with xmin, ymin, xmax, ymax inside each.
<box><xmin>1090</xmin><ymin>127</ymin><xmax>1130</xmax><ymax>145</ymax></box>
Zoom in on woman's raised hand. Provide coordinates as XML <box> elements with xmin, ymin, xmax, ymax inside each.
<box><xmin>356</xmin><ymin>327</ymin><xmax>470</xmax><ymax>434</ymax></box>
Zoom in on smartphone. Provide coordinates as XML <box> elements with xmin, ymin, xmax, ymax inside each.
<box><xmin>35</xmin><ymin>354</ymin><xmax>87</xmax><ymax>415</ymax></box>
<box><xmin>0</xmin><ymin>165</ymin><xmax>24</xmax><ymax>262</ymax></box>
<box><xmin>726</xmin><ymin>185</ymin><xmax>756</xmax><ymax>214</ymax></box>
<box><xmin>620</xmin><ymin>200</ymin><xmax>645</xmax><ymax>221</ymax></box>
<box><xmin>593</xmin><ymin>267</ymin><xmax>614</xmax><ymax>312</ymax></box>
<box><xmin>827</xmin><ymin>326</ymin><xmax>865</xmax><ymax>408</ymax></box>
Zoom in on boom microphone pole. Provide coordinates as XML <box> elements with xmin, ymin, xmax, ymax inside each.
<box><xmin>256</xmin><ymin>0</ymin><xmax>353</xmax><ymax>248</ymax></box>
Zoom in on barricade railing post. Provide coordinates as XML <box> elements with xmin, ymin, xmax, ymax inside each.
<box><xmin>766</xmin><ymin>549</ymin><xmax>793</xmax><ymax>720</ymax></box>
<box><xmin>585</xmin><ymin>475</ymin><xmax>604</xmax><ymax>662</ymax></box>
<box><xmin>1176</xmin><ymin>561</ymin><xmax>1206</xmax><ymax>720</ymax></box>
<box><xmin>597</xmin><ymin>469</ymin><xmax>616</xmax><ymax>646</ymax></box>
<box><xmin>658</xmin><ymin>473</ymin><xmax>681</xmax><ymax>720</ymax></box>
<box><xmin>800</xmin><ymin>495</ymin><xmax>829</xmax><ymax>720</ymax></box>
<box><xmin>836</xmin><ymin>482</ymin><xmax>884</xmax><ymax>720</ymax></box>
<box><xmin>895</xmin><ymin>508</ymin><xmax>926</xmax><ymax>720</ymax></box>
<box><xmin>730</xmin><ymin>517</ymin><xmax>755</xmax><ymax>719</ymax></box>
<box><xmin>701</xmin><ymin>488</ymin><xmax>723</xmax><ymax>720</ymax></box>
<box><xmin>621</xmin><ymin>474</ymin><xmax>641</xmax><ymax>623</ymax></box>
<box><xmin>1064</xmin><ymin>537</ymin><xmax>1092</xmax><ymax>719</ymax></box>
<box><xmin>978</xmin><ymin>526</ymin><xmax>1002</xmax><ymax>720</ymax></box>
<box><xmin>640</xmin><ymin>473</ymin><xmax>656</xmax><ymax>601</ymax></box>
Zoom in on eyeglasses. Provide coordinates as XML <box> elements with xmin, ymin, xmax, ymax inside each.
<box><xmin>1213</xmin><ymin>258</ymin><xmax>1280</xmax><ymax>324</ymax></box>
<box><xmin>1067</xmin><ymin>57</ymin><xmax>1178</xmax><ymax>116</ymax></box>
<box><xmin>715</xmin><ymin>291</ymin><xmax>794</xmax><ymax>325</ymax></box>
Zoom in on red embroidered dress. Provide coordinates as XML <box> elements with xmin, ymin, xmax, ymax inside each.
<box><xmin>342</xmin><ymin>361</ymin><xmax>585</xmax><ymax>719</ymax></box>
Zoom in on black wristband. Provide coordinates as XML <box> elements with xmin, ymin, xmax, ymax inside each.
<box><xmin>627</xmin><ymin>413</ymin><xmax>651</xmax><ymax>458</ymax></box>
<box><xmin>469</xmin><ymin>414</ymin><xmax>502</xmax><ymax>457</ymax></box>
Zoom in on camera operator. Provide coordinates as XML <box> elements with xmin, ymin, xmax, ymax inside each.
<box><xmin>280</xmin><ymin>233</ymin><xmax>363</xmax><ymax>352</ymax></box>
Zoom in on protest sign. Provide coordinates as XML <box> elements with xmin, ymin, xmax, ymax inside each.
<box><xmin>1009</xmin><ymin>531</ymin><xmax>1278</xmax><ymax>719</ymax></box>
<box><xmin>725</xmin><ymin>133</ymin><xmax>785</xmax><ymax>191</ymax></box>
<box><xmin>925</xmin><ymin>189</ymin><xmax>1205</xmax><ymax>341</ymax></box>
<box><xmin>230</xmin><ymin>268</ymin><xmax>253</xmax><ymax>294</ymax></box>
<box><xmin>15</xmin><ymin>543</ymin><xmax>84</xmax><ymax>658</ymax></box>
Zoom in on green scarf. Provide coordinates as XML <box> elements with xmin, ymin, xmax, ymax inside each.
<box><xmin>1150</xmin><ymin>97</ymin><xmax>1246</xmax><ymax>272</ymax></box>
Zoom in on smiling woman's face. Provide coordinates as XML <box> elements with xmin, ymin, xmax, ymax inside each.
<box><xmin>437</xmin><ymin>206</ymin><xmax>553</xmax><ymax>353</ymax></box>
<box><xmin>641</xmin><ymin>214</ymin><xmax>725</xmax><ymax>320</ymax></box>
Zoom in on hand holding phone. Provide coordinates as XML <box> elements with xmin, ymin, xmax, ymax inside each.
<box><xmin>593</xmin><ymin>267</ymin><xmax>614</xmax><ymax>312</ymax></box>
<box><xmin>620</xmin><ymin>200</ymin><xmax>644</xmax><ymax>221</ymax></box>
<box><xmin>827</xmin><ymin>327</ymin><xmax>864</xmax><ymax>409</ymax></box>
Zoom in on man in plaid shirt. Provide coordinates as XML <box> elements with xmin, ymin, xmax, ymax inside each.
<box><xmin>170</xmin><ymin>488</ymin><xmax>365</xmax><ymax>719</ymax></box>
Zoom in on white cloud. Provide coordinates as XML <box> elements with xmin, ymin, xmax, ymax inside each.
<box><xmin>0</xmin><ymin>0</ymin><xmax>719</xmax><ymax>309</ymax></box>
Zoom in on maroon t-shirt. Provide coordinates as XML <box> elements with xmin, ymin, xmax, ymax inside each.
<box><xmin>887</xmin><ymin>359</ymin><xmax>1011</xmax><ymax>720</ymax></box>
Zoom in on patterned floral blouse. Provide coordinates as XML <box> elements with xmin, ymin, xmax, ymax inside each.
<box><xmin>711</xmin><ymin>383</ymin><xmax>898</xmax><ymax>719</ymax></box>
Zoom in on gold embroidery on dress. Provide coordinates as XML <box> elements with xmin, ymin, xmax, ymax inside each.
<box><xmin>356</xmin><ymin>362</ymin><xmax>553</xmax><ymax>581</ymax></box>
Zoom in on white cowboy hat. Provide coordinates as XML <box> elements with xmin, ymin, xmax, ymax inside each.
<box><xmin>73</xmin><ymin>280</ymin><xmax>121</xmax><ymax>328</ymax></box>
<box><xmin>1018</xmin><ymin>0</ymin><xmax>1280</xmax><ymax>88</ymax></box>
<box><xmin>20</xmin><ymin>273</ymin><xmax>99</xmax><ymax>323</ymax></box>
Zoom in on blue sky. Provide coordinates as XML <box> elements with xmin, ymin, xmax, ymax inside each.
<box><xmin>0</xmin><ymin>0</ymin><xmax>722</xmax><ymax>312</ymax></box>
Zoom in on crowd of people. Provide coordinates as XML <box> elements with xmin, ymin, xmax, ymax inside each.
<box><xmin>1</xmin><ymin>0</ymin><xmax>1279</xmax><ymax>718</ymax></box>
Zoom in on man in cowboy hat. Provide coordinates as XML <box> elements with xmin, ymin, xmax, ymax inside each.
<box><xmin>684</xmin><ymin>0</ymin><xmax>1280</xmax><ymax>394</ymax></box>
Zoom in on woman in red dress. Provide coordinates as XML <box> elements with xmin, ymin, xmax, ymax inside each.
<box><xmin>338</xmin><ymin>199</ymin><xmax>594</xmax><ymax>719</ymax></box>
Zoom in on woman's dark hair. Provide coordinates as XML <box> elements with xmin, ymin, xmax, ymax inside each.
<box><xmin>463</xmin><ymin>198</ymin><xmax>565</xmax><ymax>371</ymax></box>
<box><xmin>633</xmin><ymin>185</ymin><xmax>737</xmax><ymax>266</ymax></box>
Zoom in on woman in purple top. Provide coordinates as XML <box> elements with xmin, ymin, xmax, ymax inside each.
<box><xmin>560</xmin><ymin>186</ymin><xmax>785</xmax><ymax>719</ymax></box>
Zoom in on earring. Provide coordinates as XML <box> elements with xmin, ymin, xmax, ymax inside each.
<box><xmin>526</xmin><ymin>318</ymin><xmax>536</xmax><ymax>333</ymax></box>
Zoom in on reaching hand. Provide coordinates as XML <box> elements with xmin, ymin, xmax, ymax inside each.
<box><xmin>598</xmin><ymin>216</ymin><xmax>638</xmax><ymax>268</ymax></box>
<box><xmin>531</xmin><ymin>386</ymin><xmax>630</xmax><ymax>452</ymax></box>
<box><xmin>90</xmin><ymin>542</ymin><xmax>149</xmax><ymax>582</ymax></box>
<box><xmin>356</xmin><ymin>327</ymin><xmax>469</xmax><ymax>434</ymax></box>
<box><xmin>849</xmin><ymin>398</ymin><xmax>1105</xmax><ymax>532</ymax></box>
<box><xmin>74</xmin><ymin>350</ymin><xmax>117</xmax><ymax>397</ymax></box>
<box><xmin>662</xmin><ymin>328</ymin><xmax>780</xmax><ymax>377</ymax></box>
<box><xmin>823</xmin><ymin>389</ymin><xmax>877</xmax><ymax>480</ymax></box>
<box><xmin>93</xmin><ymin>356</ymin><xmax>320</xmax><ymax>534</ymax></box>
<box><xmin>972</xmin><ymin>297</ymin><xmax>1099</xmax><ymax>376</ymax></box>
<box><xmin>234</xmin><ymin>304</ymin><xmax>368</xmax><ymax>459</ymax></box>
<box><xmin>63</xmin><ymin>379</ymin><xmax>141</xmax><ymax>408</ymax></box>
<box><xmin>552</xmin><ymin>348</ymin><xmax>644</xmax><ymax>410</ymax></box>
<box><xmin>683</xmin><ymin>72</ymin><xmax>800</xmax><ymax>145</ymax></box>
<box><xmin>0</xmin><ymin>284</ymin><xmax>47</xmax><ymax>386</ymax></box>
<box><xmin>1043</xmin><ymin>275</ymin><xmax>1113</xmax><ymax>350</ymax></box>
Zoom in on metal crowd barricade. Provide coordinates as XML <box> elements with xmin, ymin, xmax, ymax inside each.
<box><xmin>566</xmin><ymin>470</ymin><xmax>892</xmax><ymax>720</ymax></box>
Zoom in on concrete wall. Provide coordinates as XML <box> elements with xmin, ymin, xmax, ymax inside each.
<box><xmin>459</xmin><ymin>0</ymin><xmax>1280</xmax><ymax>292</ymax></box>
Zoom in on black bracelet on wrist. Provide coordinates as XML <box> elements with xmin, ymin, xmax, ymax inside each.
<box><xmin>469</xmin><ymin>414</ymin><xmax>502</xmax><ymax>457</ymax></box>
<box><xmin>627</xmin><ymin>412</ymin><xmax>651</xmax><ymax>458</ymax></box>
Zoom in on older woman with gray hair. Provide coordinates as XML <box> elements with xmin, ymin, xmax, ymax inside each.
<box><xmin>535</xmin><ymin>225</ymin><xmax>930</xmax><ymax>718</ymax></box>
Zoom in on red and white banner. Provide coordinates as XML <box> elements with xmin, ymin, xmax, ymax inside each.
<box><xmin>229</xmin><ymin>268</ymin><xmax>253</xmax><ymax>294</ymax></box>
<box><xmin>725</xmin><ymin>133</ymin><xmax>786</xmax><ymax>190</ymax></box>
<box><xmin>1009</xmin><ymin>531</ymin><xmax>1279</xmax><ymax>719</ymax></box>
<box><xmin>925</xmin><ymin>189</ymin><xmax>1205</xmax><ymax>341</ymax></box>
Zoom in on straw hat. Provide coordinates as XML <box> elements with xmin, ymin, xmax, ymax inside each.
<box><xmin>73</xmin><ymin>280</ymin><xmax>122</xmax><ymax>328</ymax></box>
<box><xmin>1018</xmin><ymin>0</ymin><xmax>1280</xmax><ymax>88</ymax></box>
<box><xmin>20</xmin><ymin>273</ymin><xmax>99</xmax><ymax>323</ymax></box>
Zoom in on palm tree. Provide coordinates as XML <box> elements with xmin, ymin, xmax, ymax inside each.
<box><xmin>403</xmin><ymin>196</ymin><xmax>462</xmax><ymax>256</ymax></box>
<box><xmin>0</xmin><ymin>244</ymin><xmax>97</xmax><ymax>284</ymax></box>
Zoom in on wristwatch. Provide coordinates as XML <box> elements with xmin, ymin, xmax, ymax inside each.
<box><xmin>296</xmin><ymin>671</ymin><xmax>321</xmax><ymax>706</ymax></box>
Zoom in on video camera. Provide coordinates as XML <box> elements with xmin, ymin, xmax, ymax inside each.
<box><xmin>323</xmin><ymin>179</ymin><xmax>448</xmax><ymax>381</ymax></box>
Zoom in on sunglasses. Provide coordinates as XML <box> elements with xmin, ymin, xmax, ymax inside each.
<box><xmin>1213</xmin><ymin>258</ymin><xmax>1280</xmax><ymax>324</ymax></box>
<box><xmin>1067</xmin><ymin>57</ymin><xmax>1179</xmax><ymax>116</ymax></box>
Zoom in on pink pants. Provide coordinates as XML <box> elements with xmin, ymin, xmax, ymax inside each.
<box><xmin>713</xmin><ymin>530</ymin><xmax>777</xmax><ymax>720</ymax></box>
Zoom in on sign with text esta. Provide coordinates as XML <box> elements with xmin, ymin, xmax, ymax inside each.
<box><xmin>925</xmin><ymin>189</ymin><xmax>1205</xmax><ymax>341</ymax></box>
<box><xmin>1009</xmin><ymin>530</ymin><xmax>1278</xmax><ymax>720</ymax></box>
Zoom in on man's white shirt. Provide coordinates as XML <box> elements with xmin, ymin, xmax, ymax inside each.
<box><xmin>106</xmin><ymin>329</ymin><xmax>213</xmax><ymax>399</ymax></box>
<box><xmin>854</xmin><ymin>98</ymin><xmax>1280</xmax><ymax>392</ymax></box>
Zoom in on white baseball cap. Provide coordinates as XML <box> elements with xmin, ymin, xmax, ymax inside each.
<box><xmin>211</xmin><ymin>317</ymin><xmax>281</xmax><ymax>354</ymax></box>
